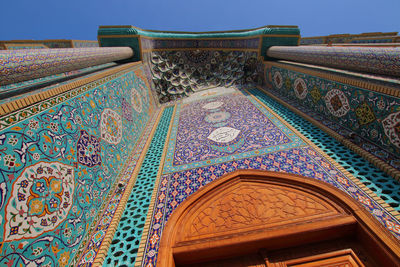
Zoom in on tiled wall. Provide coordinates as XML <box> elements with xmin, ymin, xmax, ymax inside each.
<box><xmin>264</xmin><ymin>62</ymin><xmax>400</xmax><ymax>160</ymax></box>
<box><xmin>0</xmin><ymin>64</ymin><xmax>155</xmax><ymax>266</ymax></box>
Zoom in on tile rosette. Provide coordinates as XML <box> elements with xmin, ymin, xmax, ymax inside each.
<box><xmin>3</xmin><ymin>162</ymin><xmax>74</xmax><ymax>242</ymax></box>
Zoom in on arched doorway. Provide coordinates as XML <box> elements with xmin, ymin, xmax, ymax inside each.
<box><xmin>157</xmin><ymin>170</ymin><xmax>400</xmax><ymax>266</ymax></box>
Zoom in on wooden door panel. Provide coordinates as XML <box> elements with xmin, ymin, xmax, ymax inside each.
<box><xmin>286</xmin><ymin>251</ymin><xmax>364</xmax><ymax>267</ymax></box>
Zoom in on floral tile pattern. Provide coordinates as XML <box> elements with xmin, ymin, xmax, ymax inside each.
<box><xmin>0</xmin><ymin>66</ymin><xmax>154</xmax><ymax>267</ymax></box>
<box><xmin>164</xmin><ymin>91</ymin><xmax>305</xmax><ymax>173</ymax></box>
<box><xmin>265</xmin><ymin>63</ymin><xmax>400</xmax><ymax>166</ymax></box>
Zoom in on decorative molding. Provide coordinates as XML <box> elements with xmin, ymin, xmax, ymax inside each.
<box><xmin>181</xmin><ymin>183</ymin><xmax>341</xmax><ymax>240</ymax></box>
<box><xmin>134</xmin><ymin>105</ymin><xmax>177</xmax><ymax>267</ymax></box>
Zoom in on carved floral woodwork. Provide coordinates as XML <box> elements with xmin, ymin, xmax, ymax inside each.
<box><xmin>186</xmin><ymin>183</ymin><xmax>340</xmax><ymax>241</ymax></box>
<box><xmin>157</xmin><ymin>170</ymin><xmax>400</xmax><ymax>267</ymax></box>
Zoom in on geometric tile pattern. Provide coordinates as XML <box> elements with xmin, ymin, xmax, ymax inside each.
<box><xmin>103</xmin><ymin>107</ymin><xmax>173</xmax><ymax>267</ymax></box>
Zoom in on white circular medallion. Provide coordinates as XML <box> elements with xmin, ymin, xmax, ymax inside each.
<box><xmin>207</xmin><ymin>127</ymin><xmax>241</xmax><ymax>143</ymax></box>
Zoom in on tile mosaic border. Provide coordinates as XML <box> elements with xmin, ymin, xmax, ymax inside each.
<box><xmin>102</xmin><ymin>106</ymin><xmax>174</xmax><ymax>266</ymax></box>
<box><xmin>134</xmin><ymin>105</ymin><xmax>177</xmax><ymax>266</ymax></box>
<box><xmin>91</xmin><ymin>107</ymin><xmax>164</xmax><ymax>266</ymax></box>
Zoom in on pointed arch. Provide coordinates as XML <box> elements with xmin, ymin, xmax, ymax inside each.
<box><xmin>157</xmin><ymin>170</ymin><xmax>400</xmax><ymax>266</ymax></box>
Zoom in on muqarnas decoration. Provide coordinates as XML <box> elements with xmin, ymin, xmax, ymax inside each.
<box><xmin>145</xmin><ymin>50</ymin><xmax>263</xmax><ymax>103</ymax></box>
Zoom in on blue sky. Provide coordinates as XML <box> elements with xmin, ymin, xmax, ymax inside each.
<box><xmin>1</xmin><ymin>0</ymin><xmax>399</xmax><ymax>40</ymax></box>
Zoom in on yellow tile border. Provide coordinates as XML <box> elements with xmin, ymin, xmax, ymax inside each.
<box><xmin>0</xmin><ymin>62</ymin><xmax>142</xmax><ymax>117</ymax></box>
<box><xmin>265</xmin><ymin>61</ymin><xmax>400</xmax><ymax>98</ymax></box>
<box><xmin>256</xmin><ymin>85</ymin><xmax>400</xmax><ymax>182</ymax></box>
<box><xmin>92</xmin><ymin>107</ymin><xmax>165</xmax><ymax>266</ymax></box>
<box><xmin>248</xmin><ymin>88</ymin><xmax>400</xmax><ymax>221</ymax></box>
<box><xmin>134</xmin><ymin>104</ymin><xmax>177</xmax><ymax>267</ymax></box>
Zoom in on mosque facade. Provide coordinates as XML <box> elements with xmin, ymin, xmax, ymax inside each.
<box><xmin>0</xmin><ymin>25</ymin><xmax>400</xmax><ymax>266</ymax></box>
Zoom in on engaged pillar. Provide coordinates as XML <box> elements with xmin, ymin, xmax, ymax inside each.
<box><xmin>267</xmin><ymin>46</ymin><xmax>400</xmax><ymax>77</ymax></box>
<box><xmin>0</xmin><ymin>47</ymin><xmax>134</xmax><ymax>86</ymax></box>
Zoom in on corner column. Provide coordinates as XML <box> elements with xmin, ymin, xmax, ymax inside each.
<box><xmin>0</xmin><ymin>47</ymin><xmax>134</xmax><ymax>86</ymax></box>
<box><xmin>267</xmin><ymin>46</ymin><xmax>400</xmax><ymax>77</ymax></box>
